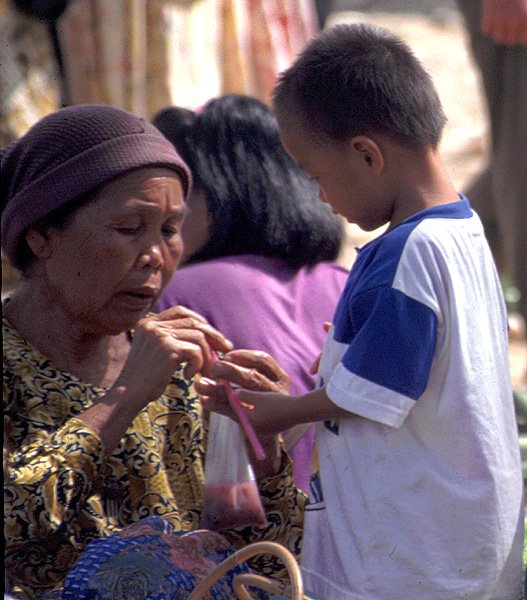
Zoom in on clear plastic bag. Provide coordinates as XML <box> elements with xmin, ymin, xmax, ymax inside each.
<box><xmin>201</xmin><ymin>413</ymin><xmax>267</xmax><ymax>531</ymax></box>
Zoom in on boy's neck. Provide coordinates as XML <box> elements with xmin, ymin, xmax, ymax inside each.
<box><xmin>385</xmin><ymin>144</ymin><xmax>459</xmax><ymax>229</ymax></box>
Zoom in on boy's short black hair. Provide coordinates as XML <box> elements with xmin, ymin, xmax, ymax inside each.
<box><xmin>273</xmin><ymin>23</ymin><xmax>447</xmax><ymax>149</ymax></box>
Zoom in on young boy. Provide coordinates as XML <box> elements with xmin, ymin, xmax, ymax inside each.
<box><xmin>205</xmin><ymin>23</ymin><xmax>524</xmax><ymax>599</ymax></box>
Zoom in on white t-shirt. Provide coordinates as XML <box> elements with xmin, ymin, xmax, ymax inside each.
<box><xmin>302</xmin><ymin>197</ymin><xmax>524</xmax><ymax>599</ymax></box>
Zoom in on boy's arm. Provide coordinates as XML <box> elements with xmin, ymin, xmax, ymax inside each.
<box><xmin>197</xmin><ymin>348</ymin><xmax>351</xmax><ymax>437</ymax></box>
<box><xmin>233</xmin><ymin>387</ymin><xmax>351</xmax><ymax>437</ymax></box>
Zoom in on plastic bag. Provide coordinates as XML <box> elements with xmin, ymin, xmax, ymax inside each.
<box><xmin>201</xmin><ymin>412</ymin><xmax>268</xmax><ymax>531</ymax></box>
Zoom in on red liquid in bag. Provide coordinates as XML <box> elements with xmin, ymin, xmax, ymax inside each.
<box><xmin>201</xmin><ymin>481</ymin><xmax>267</xmax><ymax>530</ymax></box>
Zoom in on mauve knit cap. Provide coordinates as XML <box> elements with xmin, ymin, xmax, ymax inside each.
<box><xmin>1</xmin><ymin>104</ymin><xmax>192</xmax><ymax>270</ymax></box>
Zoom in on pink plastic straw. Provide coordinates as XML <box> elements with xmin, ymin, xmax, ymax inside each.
<box><xmin>211</xmin><ymin>353</ymin><xmax>266</xmax><ymax>461</ymax></box>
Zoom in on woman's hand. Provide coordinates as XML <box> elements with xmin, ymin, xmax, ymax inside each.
<box><xmin>196</xmin><ymin>349</ymin><xmax>290</xmax><ymax>411</ymax></box>
<box><xmin>80</xmin><ymin>306</ymin><xmax>232</xmax><ymax>453</ymax></box>
<box><xmin>117</xmin><ymin>306</ymin><xmax>233</xmax><ymax>403</ymax></box>
<box><xmin>196</xmin><ymin>349</ymin><xmax>290</xmax><ymax>478</ymax></box>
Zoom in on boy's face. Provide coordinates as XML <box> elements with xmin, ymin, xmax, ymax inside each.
<box><xmin>279</xmin><ymin>121</ymin><xmax>390</xmax><ymax>231</ymax></box>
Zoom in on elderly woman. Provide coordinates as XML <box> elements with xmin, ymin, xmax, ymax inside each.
<box><xmin>2</xmin><ymin>104</ymin><xmax>304</xmax><ymax>599</ymax></box>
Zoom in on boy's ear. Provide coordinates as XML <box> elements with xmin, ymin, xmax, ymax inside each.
<box><xmin>350</xmin><ymin>136</ymin><xmax>384</xmax><ymax>175</ymax></box>
<box><xmin>25</xmin><ymin>227</ymin><xmax>52</xmax><ymax>259</ymax></box>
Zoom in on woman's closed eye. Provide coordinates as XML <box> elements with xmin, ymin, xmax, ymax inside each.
<box><xmin>112</xmin><ymin>224</ymin><xmax>143</xmax><ymax>236</ymax></box>
<box><xmin>161</xmin><ymin>224</ymin><xmax>180</xmax><ymax>239</ymax></box>
<box><xmin>110</xmin><ymin>213</ymin><xmax>183</xmax><ymax>239</ymax></box>
<box><xmin>161</xmin><ymin>215</ymin><xmax>184</xmax><ymax>239</ymax></box>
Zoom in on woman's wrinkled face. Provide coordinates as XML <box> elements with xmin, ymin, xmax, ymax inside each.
<box><xmin>38</xmin><ymin>168</ymin><xmax>186</xmax><ymax>334</ymax></box>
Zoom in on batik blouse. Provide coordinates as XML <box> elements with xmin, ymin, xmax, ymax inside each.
<box><xmin>3</xmin><ymin>317</ymin><xmax>305</xmax><ymax>599</ymax></box>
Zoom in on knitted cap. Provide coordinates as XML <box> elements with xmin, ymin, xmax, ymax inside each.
<box><xmin>1</xmin><ymin>104</ymin><xmax>192</xmax><ymax>270</ymax></box>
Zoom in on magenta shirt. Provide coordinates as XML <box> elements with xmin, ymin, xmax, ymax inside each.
<box><xmin>155</xmin><ymin>254</ymin><xmax>349</xmax><ymax>492</ymax></box>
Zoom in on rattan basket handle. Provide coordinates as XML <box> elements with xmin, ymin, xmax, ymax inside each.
<box><xmin>187</xmin><ymin>540</ymin><xmax>304</xmax><ymax>600</ymax></box>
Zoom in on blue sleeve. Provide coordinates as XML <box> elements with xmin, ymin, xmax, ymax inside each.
<box><xmin>336</xmin><ymin>286</ymin><xmax>437</xmax><ymax>400</ymax></box>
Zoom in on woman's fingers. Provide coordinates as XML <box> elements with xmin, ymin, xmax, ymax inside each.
<box><xmin>141</xmin><ymin>306</ymin><xmax>233</xmax><ymax>377</ymax></box>
<box><xmin>211</xmin><ymin>349</ymin><xmax>290</xmax><ymax>393</ymax></box>
<box><xmin>211</xmin><ymin>362</ymin><xmax>280</xmax><ymax>392</ymax></box>
<box><xmin>152</xmin><ymin>306</ymin><xmax>233</xmax><ymax>353</ymax></box>
<box><xmin>139</xmin><ymin>313</ymin><xmax>292</xmax><ymax>402</ymax></box>
<box><xmin>197</xmin><ymin>349</ymin><xmax>290</xmax><ymax>419</ymax></box>
<box><xmin>216</xmin><ymin>349</ymin><xmax>281</xmax><ymax>378</ymax></box>
<box><xmin>166</xmin><ymin>338</ymin><xmax>208</xmax><ymax>379</ymax></box>
<box><xmin>154</xmin><ymin>304</ymin><xmax>209</xmax><ymax>323</ymax></box>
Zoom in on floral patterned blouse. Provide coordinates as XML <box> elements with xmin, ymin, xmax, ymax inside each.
<box><xmin>3</xmin><ymin>317</ymin><xmax>305</xmax><ymax>599</ymax></box>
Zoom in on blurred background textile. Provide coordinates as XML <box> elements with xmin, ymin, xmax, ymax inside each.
<box><xmin>0</xmin><ymin>0</ymin><xmax>318</xmax><ymax>144</ymax></box>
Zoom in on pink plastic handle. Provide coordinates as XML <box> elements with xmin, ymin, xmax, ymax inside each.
<box><xmin>211</xmin><ymin>353</ymin><xmax>266</xmax><ymax>461</ymax></box>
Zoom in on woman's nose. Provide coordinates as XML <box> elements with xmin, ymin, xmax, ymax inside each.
<box><xmin>136</xmin><ymin>241</ymin><xmax>163</xmax><ymax>270</ymax></box>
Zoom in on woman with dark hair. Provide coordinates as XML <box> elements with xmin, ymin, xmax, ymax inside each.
<box><xmin>153</xmin><ymin>94</ymin><xmax>349</xmax><ymax>492</ymax></box>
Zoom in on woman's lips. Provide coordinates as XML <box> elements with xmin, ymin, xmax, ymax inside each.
<box><xmin>127</xmin><ymin>287</ymin><xmax>158</xmax><ymax>298</ymax></box>
<box><xmin>115</xmin><ymin>288</ymin><xmax>158</xmax><ymax>309</ymax></box>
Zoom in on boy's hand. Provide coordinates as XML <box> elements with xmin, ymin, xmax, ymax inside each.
<box><xmin>196</xmin><ymin>349</ymin><xmax>295</xmax><ymax>435</ymax></box>
<box><xmin>196</xmin><ymin>350</ymin><xmax>291</xmax><ymax>477</ymax></box>
<box><xmin>310</xmin><ymin>320</ymin><xmax>332</xmax><ymax>374</ymax></box>
<box><xmin>211</xmin><ymin>349</ymin><xmax>290</xmax><ymax>394</ymax></box>
<box><xmin>195</xmin><ymin>349</ymin><xmax>290</xmax><ymax>420</ymax></box>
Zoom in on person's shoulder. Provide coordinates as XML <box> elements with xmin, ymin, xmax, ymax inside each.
<box><xmin>313</xmin><ymin>261</ymin><xmax>349</xmax><ymax>276</ymax></box>
<box><xmin>178</xmin><ymin>255</ymin><xmax>269</xmax><ymax>273</ymax></box>
<box><xmin>163</xmin><ymin>257</ymin><xmax>236</xmax><ymax>292</ymax></box>
<box><xmin>404</xmin><ymin>197</ymin><xmax>482</xmax><ymax>254</ymax></box>
<box><xmin>158</xmin><ymin>255</ymin><xmax>283</xmax><ymax>311</ymax></box>
<box><xmin>349</xmin><ymin>199</ymin><xmax>470</xmax><ymax>288</ymax></box>
<box><xmin>303</xmin><ymin>260</ymin><xmax>349</xmax><ymax>285</ymax></box>
<box><xmin>376</xmin><ymin>197</ymin><xmax>474</xmax><ymax>252</ymax></box>
<box><xmin>175</xmin><ymin>255</ymin><xmax>292</xmax><ymax>282</ymax></box>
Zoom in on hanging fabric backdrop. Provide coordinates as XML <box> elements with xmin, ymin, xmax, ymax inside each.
<box><xmin>0</xmin><ymin>0</ymin><xmax>318</xmax><ymax>144</ymax></box>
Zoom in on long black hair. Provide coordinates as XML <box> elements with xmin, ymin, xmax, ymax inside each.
<box><xmin>151</xmin><ymin>106</ymin><xmax>199</xmax><ymax>185</ymax></box>
<box><xmin>153</xmin><ymin>94</ymin><xmax>343</xmax><ymax>269</ymax></box>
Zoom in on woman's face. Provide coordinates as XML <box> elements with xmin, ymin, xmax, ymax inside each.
<box><xmin>35</xmin><ymin>168</ymin><xmax>186</xmax><ymax>334</ymax></box>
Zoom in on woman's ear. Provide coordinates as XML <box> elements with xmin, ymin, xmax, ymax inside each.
<box><xmin>25</xmin><ymin>227</ymin><xmax>51</xmax><ymax>259</ymax></box>
<box><xmin>350</xmin><ymin>136</ymin><xmax>384</xmax><ymax>175</ymax></box>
